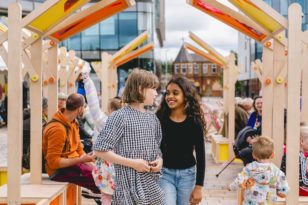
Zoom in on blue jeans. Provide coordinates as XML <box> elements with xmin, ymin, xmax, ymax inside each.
<box><xmin>159</xmin><ymin>166</ymin><xmax>196</xmax><ymax>205</ymax></box>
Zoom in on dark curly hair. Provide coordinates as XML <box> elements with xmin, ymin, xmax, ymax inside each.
<box><xmin>156</xmin><ymin>76</ymin><xmax>206</xmax><ymax>132</ymax></box>
<box><xmin>252</xmin><ymin>96</ymin><xmax>262</xmax><ymax>114</ymax></box>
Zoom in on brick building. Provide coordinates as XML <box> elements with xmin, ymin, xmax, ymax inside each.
<box><xmin>172</xmin><ymin>45</ymin><xmax>223</xmax><ymax>97</ymax></box>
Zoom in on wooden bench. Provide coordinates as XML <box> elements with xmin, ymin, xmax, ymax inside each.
<box><xmin>0</xmin><ymin>173</ymin><xmax>81</xmax><ymax>205</ymax></box>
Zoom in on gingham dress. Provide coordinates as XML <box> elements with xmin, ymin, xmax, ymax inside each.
<box><xmin>93</xmin><ymin>106</ymin><xmax>164</xmax><ymax>205</ymax></box>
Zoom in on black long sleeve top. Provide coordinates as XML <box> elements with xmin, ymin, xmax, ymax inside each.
<box><xmin>160</xmin><ymin>116</ymin><xmax>206</xmax><ymax>186</ymax></box>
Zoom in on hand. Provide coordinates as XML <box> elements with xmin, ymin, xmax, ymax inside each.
<box><xmin>79</xmin><ymin>152</ymin><xmax>95</xmax><ymax>163</ymax></box>
<box><xmin>189</xmin><ymin>186</ymin><xmax>203</xmax><ymax>205</ymax></box>
<box><xmin>149</xmin><ymin>157</ymin><xmax>163</xmax><ymax>172</ymax></box>
<box><xmin>131</xmin><ymin>159</ymin><xmax>151</xmax><ymax>172</ymax></box>
<box><xmin>246</xmin><ymin>136</ymin><xmax>253</xmax><ymax>144</ymax></box>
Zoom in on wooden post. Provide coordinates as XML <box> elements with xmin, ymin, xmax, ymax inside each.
<box><xmin>286</xmin><ymin>3</ymin><xmax>302</xmax><ymax>204</ymax></box>
<box><xmin>272</xmin><ymin>39</ymin><xmax>286</xmax><ymax>166</ymax></box>
<box><xmin>7</xmin><ymin>2</ymin><xmax>22</xmax><ymax>204</ymax></box>
<box><xmin>47</xmin><ymin>43</ymin><xmax>58</xmax><ymax>119</ymax></box>
<box><xmin>301</xmin><ymin>44</ymin><xmax>308</xmax><ymax>123</ymax></box>
<box><xmin>29</xmin><ymin>39</ymin><xmax>43</xmax><ymax>184</ymax></box>
<box><xmin>59</xmin><ymin>47</ymin><xmax>68</xmax><ymax>94</ymax></box>
<box><xmin>261</xmin><ymin>45</ymin><xmax>274</xmax><ymax>137</ymax></box>
<box><xmin>227</xmin><ymin>54</ymin><xmax>239</xmax><ymax>160</ymax></box>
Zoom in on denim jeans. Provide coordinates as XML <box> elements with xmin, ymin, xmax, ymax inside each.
<box><xmin>159</xmin><ymin>166</ymin><xmax>196</xmax><ymax>205</ymax></box>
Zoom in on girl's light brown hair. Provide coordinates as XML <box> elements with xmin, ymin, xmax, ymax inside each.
<box><xmin>252</xmin><ymin>136</ymin><xmax>274</xmax><ymax>160</ymax></box>
<box><xmin>122</xmin><ymin>68</ymin><xmax>159</xmax><ymax>104</ymax></box>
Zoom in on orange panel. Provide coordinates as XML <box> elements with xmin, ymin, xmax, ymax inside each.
<box><xmin>115</xmin><ymin>44</ymin><xmax>154</xmax><ymax>67</ymax></box>
<box><xmin>192</xmin><ymin>0</ymin><xmax>266</xmax><ymax>42</ymax></box>
<box><xmin>51</xmin><ymin>0</ymin><xmax>129</xmax><ymax>41</ymax></box>
<box><xmin>66</xmin><ymin>184</ymin><xmax>77</xmax><ymax>205</ymax></box>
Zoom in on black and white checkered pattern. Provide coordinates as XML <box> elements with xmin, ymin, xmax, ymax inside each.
<box><xmin>94</xmin><ymin>106</ymin><xmax>164</xmax><ymax>205</ymax></box>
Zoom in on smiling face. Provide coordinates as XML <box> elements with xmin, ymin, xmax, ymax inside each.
<box><xmin>165</xmin><ymin>83</ymin><xmax>185</xmax><ymax>111</ymax></box>
<box><xmin>143</xmin><ymin>88</ymin><xmax>158</xmax><ymax>106</ymax></box>
<box><xmin>255</xmin><ymin>98</ymin><xmax>262</xmax><ymax>113</ymax></box>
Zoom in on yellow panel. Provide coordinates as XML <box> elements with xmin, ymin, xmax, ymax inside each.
<box><xmin>29</xmin><ymin>0</ymin><xmax>89</xmax><ymax>32</ymax></box>
<box><xmin>0</xmin><ymin>170</ymin><xmax>7</xmax><ymax>186</ymax></box>
<box><xmin>219</xmin><ymin>144</ymin><xmax>229</xmax><ymax>162</ymax></box>
<box><xmin>113</xmin><ymin>34</ymin><xmax>148</xmax><ymax>62</ymax></box>
<box><xmin>229</xmin><ymin>0</ymin><xmax>282</xmax><ymax>33</ymax></box>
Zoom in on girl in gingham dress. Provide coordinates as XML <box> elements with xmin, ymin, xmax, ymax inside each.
<box><xmin>93</xmin><ymin>68</ymin><xmax>164</xmax><ymax>205</ymax></box>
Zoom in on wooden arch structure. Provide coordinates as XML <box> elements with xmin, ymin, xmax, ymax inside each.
<box><xmin>0</xmin><ymin>0</ymin><xmax>135</xmax><ymax>204</ymax></box>
<box><xmin>188</xmin><ymin>0</ymin><xmax>308</xmax><ymax>204</ymax></box>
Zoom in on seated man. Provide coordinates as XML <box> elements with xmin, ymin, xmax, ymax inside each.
<box><xmin>42</xmin><ymin>93</ymin><xmax>100</xmax><ymax>199</ymax></box>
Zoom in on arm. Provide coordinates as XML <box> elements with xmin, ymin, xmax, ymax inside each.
<box><xmin>84</xmin><ymin>76</ymin><xmax>108</xmax><ymax>132</ymax></box>
<box><xmin>276</xmin><ymin>170</ymin><xmax>290</xmax><ymax>198</ymax></box>
<box><xmin>229</xmin><ymin>166</ymin><xmax>251</xmax><ymax>191</ymax></box>
<box><xmin>149</xmin><ymin>116</ymin><xmax>163</xmax><ymax>172</ymax></box>
<box><xmin>95</xmin><ymin>150</ymin><xmax>150</xmax><ymax>172</ymax></box>
<box><xmin>189</xmin><ymin>124</ymin><xmax>205</xmax><ymax>205</ymax></box>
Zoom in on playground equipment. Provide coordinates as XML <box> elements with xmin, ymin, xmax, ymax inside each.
<box><xmin>188</xmin><ymin>0</ymin><xmax>308</xmax><ymax>204</ymax></box>
<box><xmin>184</xmin><ymin>31</ymin><xmax>239</xmax><ymax>163</ymax></box>
<box><xmin>0</xmin><ymin>0</ymin><xmax>135</xmax><ymax>204</ymax></box>
<box><xmin>91</xmin><ymin>31</ymin><xmax>154</xmax><ymax>112</ymax></box>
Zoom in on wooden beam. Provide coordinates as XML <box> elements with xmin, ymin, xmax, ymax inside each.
<box><xmin>184</xmin><ymin>43</ymin><xmax>224</xmax><ymax>67</ymax></box>
<box><xmin>189</xmin><ymin>31</ymin><xmax>226</xmax><ymax>64</ymax></box>
<box><xmin>301</xmin><ymin>44</ymin><xmax>308</xmax><ymax>123</ymax></box>
<box><xmin>29</xmin><ymin>39</ymin><xmax>43</xmax><ymax>184</ymax></box>
<box><xmin>187</xmin><ymin>0</ymin><xmax>267</xmax><ymax>42</ymax></box>
<box><xmin>47</xmin><ymin>44</ymin><xmax>58</xmax><ymax>120</ymax></box>
<box><xmin>272</xmin><ymin>39</ymin><xmax>286</xmax><ymax>166</ymax></box>
<box><xmin>286</xmin><ymin>4</ymin><xmax>302</xmax><ymax>204</ymax></box>
<box><xmin>112</xmin><ymin>31</ymin><xmax>148</xmax><ymax>62</ymax></box>
<box><xmin>115</xmin><ymin>43</ymin><xmax>154</xmax><ymax>67</ymax></box>
<box><xmin>8</xmin><ymin>3</ymin><xmax>22</xmax><ymax>204</ymax></box>
<box><xmin>261</xmin><ymin>45</ymin><xmax>274</xmax><ymax>138</ymax></box>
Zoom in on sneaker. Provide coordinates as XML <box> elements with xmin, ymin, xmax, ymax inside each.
<box><xmin>81</xmin><ymin>188</ymin><xmax>101</xmax><ymax>199</ymax></box>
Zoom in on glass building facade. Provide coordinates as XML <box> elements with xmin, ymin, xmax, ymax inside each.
<box><xmin>255</xmin><ymin>0</ymin><xmax>308</xmax><ymax>59</ymax></box>
<box><xmin>0</xmin><ymin>0</ymin><xmax>165</xmax><ymax>92</ymax></box>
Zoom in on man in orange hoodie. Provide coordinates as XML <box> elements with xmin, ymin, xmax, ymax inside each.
<box><xmin>42</xmin><ymin>93</ymin><xmax>100</xmax><ymax>195</ymax></box>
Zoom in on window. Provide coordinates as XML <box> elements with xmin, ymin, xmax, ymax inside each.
<box><xmin>174</xmin><ymin>64</ymin><xmax>180</xmax><ymax>74</ymax></box>
<box><xmin>100</xmin><ymin>16</ymin><xmax>119</xmax><ymax>50</ymax></box>
<box><xmin>212</xmin><ymin>64</ymin><xmax>217</xmax><ymax>73</ymax></box>
<box><xmin>202</xmin><ymin>64</ymin><xmax>208</xmax><ymax>74</ymax></box>
<box><xmin>194</xmin><ymin>63</ymin><xmax>199</xmax><ymax>74</ymax></box>
<box><xmin>181</xmin><ymin>64</ymin><xmax>187</xmax><ymax>74</ymax></box>
<box><xmin>119</xmin><ymin>13</ymin><xmax>138</xmax><ymax>47</ymax></box>
<box><xmin>188</xmin><ymin>63</ymin><xmax>193</xmax><ymax>74</ymax></box>
<box><xmin>82</xmin><ymin>24</ymin><xmax>99</xmax><ymax>51</ymax></box>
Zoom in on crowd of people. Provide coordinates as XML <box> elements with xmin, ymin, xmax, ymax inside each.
<box><xmin>17</xmin><ymin>67</ymin><xmax>308</xmax><ymax>204</ymax></box>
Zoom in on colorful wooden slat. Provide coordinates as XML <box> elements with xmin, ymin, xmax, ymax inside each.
<box><xmin>28</xmin><ymin>0</ymin><xmax>89</xmax><ymax>33</ymax></box>
<box><xmin>184</xmin><ymin>43</ymin><xmax>225</xmax><ymax>67</ymax></box>
<box><xmin>228</xmin><ymin>0</ymin><xmax>284</xmax><ymax>33</ymax></box>
<box><xmin>50</xmin><ymin>0</ymin><xmax>134</xmax><ymax>41</ymax></box>
<box><xmin>188</xmin><ymin>0</ymin><xmax>266</xmax><ymax>42</ymax></box>
<box><xmin>115</xmin><ymin>43</ymin><xmax>154</xmax><ymax>67</ymax></box>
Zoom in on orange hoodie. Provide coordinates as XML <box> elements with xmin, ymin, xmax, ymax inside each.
<box><xmin>42</xmin><ymin>110</ymin><xmax>85</xmax><ymax>176</ymax></box>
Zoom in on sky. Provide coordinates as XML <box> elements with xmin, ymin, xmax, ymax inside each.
<box><xmin>155</xmin><ymin>0</ymin><xmax>239</xmax><ymax>61</ymax></box>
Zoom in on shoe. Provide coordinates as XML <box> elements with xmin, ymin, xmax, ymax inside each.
<box><xmin>81</xmin><ymin>189</ymin><xmax>101</xmax><ymax>199</ymax></box>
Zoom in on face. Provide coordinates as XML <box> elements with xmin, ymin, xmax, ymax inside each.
<box><xmin>301</xmin><ymin>136</ymin><xmax>308</xmax><ymax>151</ymax></box>
<box><xmin>165</xmin><ymin>83</ymin><xmax>185</xmax><ymax>110</ymax></box>
<box><xmin>143</xmin><ymin>88</ymin><xmax>158</xmax><ymax>106</ymax></box>
<box><xmin>58</xmin><ymin>99</ymin><xmax>66</xmax><ymax>110</ymax></box>
<box><xmin>255</xmin><ymin>98</ymin><xmax>262</xmax><ymax>112</ymax></box>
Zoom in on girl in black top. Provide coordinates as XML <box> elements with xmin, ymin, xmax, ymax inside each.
<box><xmin>157</xmin><ymin>77</ymin><xmax>206</xmax><ymax>205</ymax></box>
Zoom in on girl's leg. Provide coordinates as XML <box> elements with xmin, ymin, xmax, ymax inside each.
<box><xmin>176</xmin><ymin>166</ymin><xmax>196</xmax><ymax>205</ymax></box>
<box><xmin>159</xmin><ymin>168</ymin><xmax>177</xmax><ymax>205</ymax></box>
<box><xmin>101</xmin><ymin>193</ymin><xmax>112</xmax><ymax>205</ymax></box>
